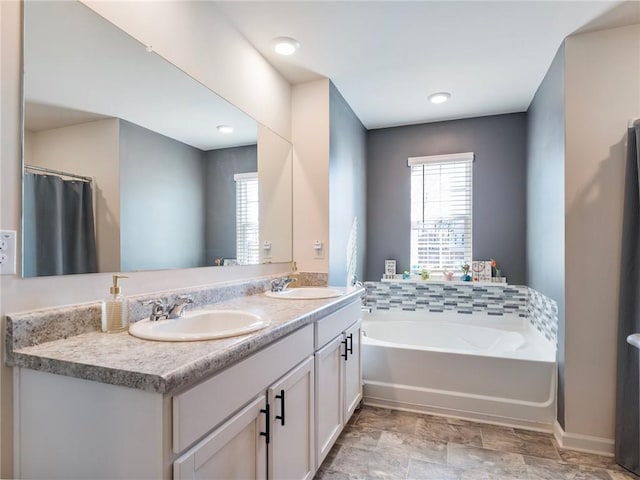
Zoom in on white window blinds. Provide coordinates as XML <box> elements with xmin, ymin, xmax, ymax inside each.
<box><xmin>234</xmin><ymin>172</ymin><xmax>259</xmax><ymax>265</ymax></box>
<box><xmin>409</xmin><ymin>152</ymin><xmax>473</xmax><ymax>271</ymax></box>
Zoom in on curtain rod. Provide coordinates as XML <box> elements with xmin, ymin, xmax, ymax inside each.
<box><xmin>24</xmin><ymin>164</ymin><xmax>92</xmax><ymax>182</ymax></box>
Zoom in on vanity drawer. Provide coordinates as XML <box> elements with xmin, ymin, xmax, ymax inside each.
<box><xmin>172</xmin><ymin>324</ymin><xmax>313</xmax><ymax>454</ymax></box>
<box><xmin>315</xmin><ymin>300</ymin><xmax>362</xmax><ymax>350</ymax></box>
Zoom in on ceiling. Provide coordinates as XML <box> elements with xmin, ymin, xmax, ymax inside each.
<box><xmin>24</xmin><ymin>0</ymin><xmax>258</xmax><ymax>151</ymax></box>
<box><xmin>216</xmin><ymin>1</ymin><xmax>633</xmax><ymax>129</ymax></box>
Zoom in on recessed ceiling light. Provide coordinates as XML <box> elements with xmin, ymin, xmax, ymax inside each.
<box><xmin>272</xmin><ymin>37</ymin><xmax>300</xmax><ymax>56</ymax></box>
<box><xmin>428</xmin><ymin>92</ymin><xmax>451</xmax><ymax>104</ymax></box>
<box><xmin>217</xmin><ymin>125</ymin><xmax>234</xmax><ymax>134</ymax></box>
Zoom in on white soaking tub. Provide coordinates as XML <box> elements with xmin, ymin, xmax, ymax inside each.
<box><xmin>362</xmin><ymin>310</ymin><xmax>557</xmax><ymax>429</ymax></box>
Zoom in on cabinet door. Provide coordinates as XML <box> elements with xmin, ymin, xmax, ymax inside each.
<box><xmin>269</xmin><ymin>356</ymin><xmax>315</xmax><ymax>480</ymax></box>
<box><xmin>314</xmin><ymin>335</ymin><xmax>344</xmax><ymax>467</ymax></box>
<box><xmin>174</xmin><ymin>395</ymin><xmax>267</xmax><ymax>480</ymax></box>
<box><xmin>343</xmin><ymin>321</ymin><xmax>363</xmax><ymax>422</ymax></box>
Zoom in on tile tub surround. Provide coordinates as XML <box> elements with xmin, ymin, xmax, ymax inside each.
<box><xmin>364</xmin><ymin>281</ymin><xmax>558</xmax><ymax>344</ymax></box>
<box><xmin>528</xmin><ymin>287</ymin><xmax>559</xmax><ymax>343</ymax></box>
<box><xmin>315</xmin><ymin>406</ymin><xmax>639</xmax><ymax>480</ymax></box>
<box><xmin>6</xmin><ymin>279</ymin><xmax>364</xmax><ymax>395</ymax></box>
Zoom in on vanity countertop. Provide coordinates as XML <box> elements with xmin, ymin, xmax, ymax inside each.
<box><xmin>7</xmin><ymin>288</ymin><xmax>364</xmax><ymax>395</ymax></box>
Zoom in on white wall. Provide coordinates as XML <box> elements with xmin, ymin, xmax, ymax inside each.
<box><xmin>0</xmin><ymin>2</ymin><xmax>292</xmax><ymax>476</ymax></box>
<box><xmin>258</xmin><ymin>125</ymin><xmax>293</xmax><ymax>264</ymax></box>
<box><xmin>292</xmin><ymin>80</ymin><xmax>330</xmax><ymax>272</ymax></box>
<box><xmin>25</xmin><ymin>119</ymin><xmax>121</xmax><ymax>273</ymax></box>
<box><xmin>82</xmin><ymin>0</ymin><xmax>291</xmax><ymax>142</ymax></box>
<box><xmin>564</xmin><ymin>24</ymin><xmax>640</xmax><ymax>442</ymax></box>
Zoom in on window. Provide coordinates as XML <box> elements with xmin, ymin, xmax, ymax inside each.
<box><xmin>234</xmin><ymin>172</ymin><xmax>259</xmax><ymax>265</ymax></box>
<box><xmin>409</xmin><ymin>152</ymin><xmax>473</xmax><ymax>271</ymax></box>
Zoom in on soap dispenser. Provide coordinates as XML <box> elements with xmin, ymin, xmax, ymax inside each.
<box><xmin>290</xmin><ymin>261</ymin><xmax>300</xmax><ymax>286</ymax></box>
<box><xmin>101</xmin><ymin>275</ymin><xmax>129</xmax><ymax>333</ymax></box>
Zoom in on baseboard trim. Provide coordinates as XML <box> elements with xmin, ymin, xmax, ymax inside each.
<box><xmin>363</xmin><ymin>396</ymin><xmax>553</xmax><ymax>433</ymax></box>
<box><xmin>553</xmin><ymin>420</ymin><xmax>615</xmax><ymax>456</ymax></box>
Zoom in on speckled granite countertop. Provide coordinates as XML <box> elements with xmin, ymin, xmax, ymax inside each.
<box><xmin>7</xmin><ymin>287</ymin><xmax>364</xmax><ymax>395</ymax></box>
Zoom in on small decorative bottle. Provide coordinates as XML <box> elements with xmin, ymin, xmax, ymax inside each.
<box><xmin>101</xmin><ymin>275</ymin><xmax>129</xmax><ymax>333</ymax></box>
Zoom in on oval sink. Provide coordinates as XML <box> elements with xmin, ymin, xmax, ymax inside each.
<box><xmin>264</xmin><ymin>287</ymin><xmax>343</xmax><ymax>300</ymax></box>
<box><xmin>129</xmin><ymin>309</ymin><xmax>269</xmax><ymax>342</ymax></box>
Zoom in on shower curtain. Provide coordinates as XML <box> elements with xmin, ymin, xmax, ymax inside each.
<box><xmin>616</xmin><ymin>120</ymin><xmax>640</xmax><ymax>474</ymax></box>
<box><xmin>23</xmin><ymin>172</ymin><xmax>98</xmax><ymax>276</ymax></box>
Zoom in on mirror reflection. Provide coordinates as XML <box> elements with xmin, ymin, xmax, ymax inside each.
<box><xmin>22</xmin><ymin>0</ymin><xmax>292</xmax><ymax>277</ymax></box>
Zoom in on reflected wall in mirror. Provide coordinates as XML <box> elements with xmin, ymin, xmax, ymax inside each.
<box><xmin>22</xmin><ymin>0</ymin><xmax>292</xmax><ymax>277</ymax></box>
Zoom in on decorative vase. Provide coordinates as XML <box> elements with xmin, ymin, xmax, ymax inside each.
<box><xmin>461</xmin><ymin>274</ymin><xmax>471</xmax><ymax>282</ymax></box>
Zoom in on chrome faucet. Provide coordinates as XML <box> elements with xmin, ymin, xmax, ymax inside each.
<box><xmin>167</xmin><ymin>295</ymin><xmax>194</xmax><ymax>319</ymax></box>
<box><xmin>270</xmin><ymin>277</ymin><xmax>297</xmax><ymax>292</ymax></box>
<box><xmin>142</xmin><ymin>295</ymin><xmax>194</xmax><ymax>321</ymax></box>
<box><xmin>142</xmin><ymin>299</ymin><xmax>169</xmax><ymax>322</ymax></box>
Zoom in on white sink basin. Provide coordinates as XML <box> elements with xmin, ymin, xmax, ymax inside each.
<box><xmin>129</xmin><ymin>309</ymin><xmax>269</xmax><ymax>342</ymax></box>
<box><xmin>264</xmin><ymin>287</ymin><xmax>343</xmax><ymax>300</ymax></box>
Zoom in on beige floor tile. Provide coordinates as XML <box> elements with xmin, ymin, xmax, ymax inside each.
<box><xmin>407</xmin><ymin>458</ymin><xmax>465</xmax><ymax>479</ymax></box>
<box><xmin>417</xmin><ymin>419</ymin><xmax>483</xmax><ymax>447</ymax></box>
<box><xmin>558</xmin><ymin>450</ymin><xmax>621</xmax><ymax>470</ymax></box>
<box><xmin>328</xmin><ymin>445</ymin><xmax>409</xmax><ymax>479</ymax></box>
<box><xmin>525</xmin><ymin>454</ymin><xmax>612</xmax><ymax>480</ymax></box>
<box><xmin>608</xmin><ymin>469</ymin><xmax>640</xmax><ymax>479</ymax></box>
<box><xmin>356</xmin><ymin>407</ymin><xmax>419</xmax><ymax>435</ymax></box>
<box><xmin>377</xmin><ymin>430</ymin><xmax>447</xmax><ymax>464</ymax></box>
<box><xmin>336</xmin><ymin>424</ymin><xmax>383</xmax><ymax>451</ymax></box>
<box><xmin>482</xmin><ymin>425</ymin><xmax>561</xmax><ymax>460</ymax></box>
<box><xmin>447</xmin><ymin>442</ymin><xmax>526</xmax><ymax>470</ymax></box>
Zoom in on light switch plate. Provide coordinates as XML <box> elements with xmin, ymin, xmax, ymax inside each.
<box><xmin>0</xmin><ymin>230</ymin><xmax>17</xmax><ymax>275</ymax></box>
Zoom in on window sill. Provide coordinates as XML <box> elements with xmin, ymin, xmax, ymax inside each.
<box><xmin>379</xmin><ymin>277</ymin><xmax>509</xmax><ymax>287</ymax></box>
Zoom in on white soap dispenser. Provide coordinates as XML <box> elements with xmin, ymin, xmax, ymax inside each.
<box><xmin>101</xmin><ymin>275</ymin><xmax>129</xmax><ymax>333</ymax></box>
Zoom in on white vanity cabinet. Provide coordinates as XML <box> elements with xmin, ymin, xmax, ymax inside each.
<box><xmin>173</xmin><ymin>395</ymin><xmax>268</xmax><ymax>480</ymax></box>
<box><xmin>174</xmin><ymin>356</ymin><xmax>315</xmax><ymax>480</ymax></box>
<box><xmin>13</xmin><ymin>298</ymin><xmax>363</xmax><ymax>479</ymax></box>
<box><xmin>314</xmin><ymin>301</ymin><xmax>363</xmax><ymax>467</ymax></box>
<box><xmin>268</xmin><ymin>356</ymin><xmax>315</xmax><ymax>480</ymax></box>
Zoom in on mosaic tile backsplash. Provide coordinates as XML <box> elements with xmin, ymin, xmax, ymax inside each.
<box><xmin>364</xmin><ymin>281</ymin><xmax>558</xmax><ymax>344</ymax></box>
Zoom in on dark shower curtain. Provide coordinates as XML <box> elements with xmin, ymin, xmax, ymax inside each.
<box><xmin>616</xmin><ymin>120</ymin><xmax>640</xmax><ymax>474</ymax></box>
<box><xmin>23</xmin><ymin>172</ymin><xmax>98</xmax><ymax>277</ymax></box>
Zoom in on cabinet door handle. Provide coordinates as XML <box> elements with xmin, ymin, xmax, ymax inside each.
<box><xmin>341</xmin><ymin>338</ymin><xmax>349</xmax><ymax>360</ymax></box>
<box><xmin>275</xmin><ymin>389</ymin><xmax>285</xmax><ymax>426</ymax></box>
<box><xmin>347</xmin><ymin>333</ymin><xmax>354</xmax><ymax>355</ymax></box>
<box><xmin>260</xmin><ymin>403</ymin><xmax>270</xmax><ymax>444</ymax></box>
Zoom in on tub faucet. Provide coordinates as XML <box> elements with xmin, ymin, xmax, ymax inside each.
<box><xmin>167</xmin><ymin>295</ymin><xmax>194</xmax><ymax>319</ymax></box>
<box><xmin>271</xmin><ymin>277</ymin><xmax>297</xmax><ymax>292</ymax></box>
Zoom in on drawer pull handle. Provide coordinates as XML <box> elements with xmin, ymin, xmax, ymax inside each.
<box><xmin>341</xmin><ymin>338</ymin><xmax>349</xmax><ymax>360</ymax></box>
<box><xmin>275</xmin><ymin>390</ymin><xmax>285</xmax><ymax>426</ymax></box>
<box><xmin>347</xmin><ymin>333</ymin><xmax>354</xmax><ymax>355</ymax></box>
<box><xmin>260</xmin><ymin>404</ymin><xmax>270</xmax><ymax>444</ymax></box>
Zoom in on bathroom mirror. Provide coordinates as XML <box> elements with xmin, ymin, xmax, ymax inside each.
<box><xmin>22</xmin><ymin>0</ymin><xmax>292</xmax><ymax>277</ymax></box>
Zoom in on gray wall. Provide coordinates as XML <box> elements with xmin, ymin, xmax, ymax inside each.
<box><xmin>204</xmin><ymin>145</ymin><xmax>257</xmax><ymax>265</ymax></box>
<box><xmin>526</xmin><ymin>45</ymin><xmax>566</xmax><ymax>428</ymax></box>
<box><xmin>119</xmin><ymin>120</ymin><xmax>206</xmax><ymax>271</ymax></box>
<box><xmin>329</xmin><ymin>82</ymin><xmax>367</xmax><ymax>286</ymax></box>
<box><xmin>366</xmin><ymin>113</ymin><xmax>527</xmax><ymax>283</ymax></box>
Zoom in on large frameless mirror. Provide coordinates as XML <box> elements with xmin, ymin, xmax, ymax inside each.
<box><xmin>22</xmin><ymin>0</ymin><xmax>292</xmax><ymax>277</ymax></box>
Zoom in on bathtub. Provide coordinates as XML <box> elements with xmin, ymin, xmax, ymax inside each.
<box><xmin>362</xmin><ymin>310</ymin><xmax>557</xmax><ymax>429</ymax></box>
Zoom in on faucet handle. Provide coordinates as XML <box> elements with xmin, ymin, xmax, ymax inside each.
<box><xmin>270</xmin><ymin>279</ymin><xmax>283</xmax><ymax>291</ymax></box>
<box><xmin>141</xmin><ymin>298</ymin><xmax>168</xmax><ymax>321</ymax></box>
<box><xmin>175</xmin><ymin>295</ymin><xmax>194</xmax><ymax>305</ymax></box>
<box><xmin>141</xmin><ymin>298</ymin><xmax>165</xmax><ymax>309</ymax></box>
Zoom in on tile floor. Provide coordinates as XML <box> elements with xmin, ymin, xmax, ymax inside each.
<box><xmin>314</xmin><ymin>406</ymin><xmax>640</xmax><ymax>480</ymax></box>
